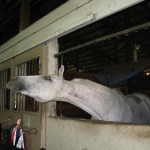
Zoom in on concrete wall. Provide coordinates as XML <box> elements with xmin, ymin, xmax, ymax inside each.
<box><xmin>46</xmin><ymin>117</ymin><xmax>150</xmax><ymax>150</ymax></box>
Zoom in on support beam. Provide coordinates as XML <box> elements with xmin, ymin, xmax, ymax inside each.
<box><xmin>19</xmin><ymin>0</ymin><xmax>30</xmax><ymax>31</ymax></box>
<box><xmin>0</xmin><ymin>0</ymin><xmax>143</xmax><ymax>63</ymax></box>
<box><xmin>45</xmin><ymin>39</ymin><xmax>58</xmax><ymax>148</ymax></box>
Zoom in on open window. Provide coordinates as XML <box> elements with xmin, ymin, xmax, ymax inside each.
<box><xmin>0</xmin><ymin>68</ymin><xmax>11</xmax><ymax>109</ymax></box>
<box><xmin>56</xmin><ymin>1</ymin><xmax>150</xmax><ymax>120</ymax></box>
<box><xmin>128</xmin><ymin>68</ymin><xmax>150</xmax><ymax>97</ymax></box>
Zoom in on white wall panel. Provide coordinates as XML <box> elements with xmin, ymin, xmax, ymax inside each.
<box><xmin>46</xmin><ymin>117</ymin><xmax>150</xmax><ymax>150</ymax></box>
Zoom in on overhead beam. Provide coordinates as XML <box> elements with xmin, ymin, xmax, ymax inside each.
<box><xmin>0</xmin><ymin>0</ymin><xmax>143</xmax><ymax>63</ymax></box>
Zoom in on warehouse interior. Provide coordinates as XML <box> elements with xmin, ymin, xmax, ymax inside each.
<box><xmin>0</xmin><ymin>0</ymin><xmax>150</xmax><ymax>150</ymax></box>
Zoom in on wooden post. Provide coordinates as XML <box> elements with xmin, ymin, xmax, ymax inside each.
<box><xmin>19</xmin><ymin>0</ymin><xmax>30</xmax><ymax>32</ymax></box>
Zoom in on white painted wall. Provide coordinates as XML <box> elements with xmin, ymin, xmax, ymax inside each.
<box><xmin>46</xmin><ymin>117</ymin><xmax>150</xmax><ymax>150</ymax></box>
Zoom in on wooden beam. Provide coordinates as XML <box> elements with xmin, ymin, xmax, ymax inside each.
<box><xmin>19</xmin><ymin>0</ymin><xmax>30</xmax><ymax>32</ymax></box>
<box><xmin>0</xmin><ymin>0</ymin><xmax>143</xmax><ymax>63</ymax></box>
